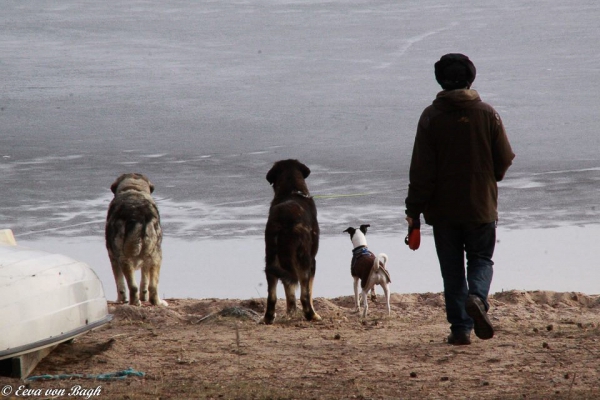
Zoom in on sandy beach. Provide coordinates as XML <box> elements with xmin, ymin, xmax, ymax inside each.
<box><xmin>2</xmin><ymin>291</ymin><xmax>599</xmax><ymax>399</ymax></box>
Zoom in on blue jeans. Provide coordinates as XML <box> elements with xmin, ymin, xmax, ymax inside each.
<box><xmin>433</xmin><ymin>222</ymin><xmax>496</xmax><ymax>334</ymax></box>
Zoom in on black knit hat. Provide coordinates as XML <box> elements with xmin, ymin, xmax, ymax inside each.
<box><xmin>434</xmin><ymin>53</ymin><xmax>476</xmax><ymax>90</ymax></box>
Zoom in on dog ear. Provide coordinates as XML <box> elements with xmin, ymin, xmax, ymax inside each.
<box><xmin>298</xmin><ymin>162</ymin><xmax>311</xmax><ymax>179</ymax></box>
<box><xmin>110</xmin><ymin>175</ymin><xmax>124</xmax><ymax>194</ymax></box>
<box><xmin>266</xmin><ymin>164</ymin><xmax>279</xmax><ymax>185</ymax></box>
<box><xmin>138</xmin><ymin>173</ymin><xmax>155</xmax><ymax>193</ymax></box>
<box><xmin>343</xmin><ymin>227</ymin><xmax>355</xmax><ymax>235</ymax></box>
<box><xmin>359</xmin><ymin>224</ymin><xmax>370</xmax><ymax>235</ymax></box>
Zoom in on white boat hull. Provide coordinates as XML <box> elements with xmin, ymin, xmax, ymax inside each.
<box><xmin>0</xmin><ymin>231</ymin><xmax>112</xmax><ymax>361</ymax></box>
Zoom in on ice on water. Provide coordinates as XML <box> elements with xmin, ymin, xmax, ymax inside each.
<box><xmin>3</xmin><ymin>1</ymin><xmax>600</xmax><ymax>297</ymax></box>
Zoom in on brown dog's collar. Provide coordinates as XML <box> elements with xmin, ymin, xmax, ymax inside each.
<box><xmin>292</xmin><ymin>190</ymin><xmax>312</xmax><ymax>199</ymax></box>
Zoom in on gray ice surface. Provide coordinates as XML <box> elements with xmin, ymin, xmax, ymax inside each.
<box><xmin>2</xmin><ymin>1</ymin><xmax>600</xmax><ymax>297</ymax></box>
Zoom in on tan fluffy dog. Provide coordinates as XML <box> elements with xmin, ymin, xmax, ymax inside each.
<box><xmin>105</xmin><ymin>173</ymin><xmax>167</xmax><ymax>306</ymax></box>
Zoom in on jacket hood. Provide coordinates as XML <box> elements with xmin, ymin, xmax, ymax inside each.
<box><xmin>432</xmin><ymin>89</ymin><xmax>481</xmax><ymax>112</ymax></box>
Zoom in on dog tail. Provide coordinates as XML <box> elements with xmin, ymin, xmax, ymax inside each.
<box><xmin>265</xmin><ymin>249</ymin><xmax>299</xmax><ymax>286</ymax></box>
<box><xmin>265</xmin><ymin>224</ymin><xmax>300</xmax><ymax>285</ymax></box>
<box><xmin>374</xmin><ymin>253</ymin><xmax>391</xmax><ymax>283</ymax></box>
<box><xmin>265</xmin><ymin>263</ymin><xmax>298</xmax><ymax>286</ymax></box>
<box><xmin>122</xmin><ymin>219</ymin><xmax>144</xmax><ymax>257</ymax></box>
<box><xmin>374</xmin><ymin>253</ymin><xmax>388</xmax><ymax>270</ymax></box>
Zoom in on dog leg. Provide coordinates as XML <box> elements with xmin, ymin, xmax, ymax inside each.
<box><xmin>369</xmin><ymin>258</ymin><xmax>379</xmax><ymax>304</ymax></box>
<box><xmin>262</xmin><ymin>273</ymin><xmax>278</xmax><ymax>325</ymax></box>
<box><xmin>370</xmin><ymin>288</ymin><xmax>377</xmax><ymax>302</ymax></box>
<box><xmin>361</xmin><ymin>288</ymin><xmax>369</xmax><ymax>318</ymax></box>
<box><xmin>283</xmin><ymin>283</ymin><xmax>298</xmax><ymax>317</ymax></box>
<box><xmin>383</xmin><ymin>283</ymin><xmax>391</xmax><ymax>316</ymax></box>
<box><xmin>120</xmin><ymin>260</ymin><xmax>140</xmax><ymax>306</ymax></box>
<box><xmin>140</xmin><ymin>267</ymin><xmax>149</xmax><ymax>302</ymax></box>
<box><xmin>353</xmin><ymin>277</ymin><xmax>361</xmax><ymax>313</ymax></box>
<box><xmin>300</xmin><ymin>270</ymin><xmax>321</xmax><ymax>322</ymax></box>
<box><xmin>308</xmin><ymin>262</ymin><xmax>322</xmax><ymax>321</ymax></box>
<box><xmin>147</xmin><ymin>260</ymin><xmax>168</xmax><ymax>307</ymax></box>
<box><xmin>109</xmin><ymin>257</ymin><xmax>128</xmax><ymax>303</ymax></box>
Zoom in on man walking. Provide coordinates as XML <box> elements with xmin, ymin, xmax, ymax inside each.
<box><xmin>405</xmin><ymin>54</ymin><xmax>515</xmax><ymax>345</ymax></box>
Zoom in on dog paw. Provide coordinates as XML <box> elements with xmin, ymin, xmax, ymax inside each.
<box><xmin>148</xmin><ymin>298</ymin><xmax>168</xmax><ymax>306</ymax></box>
<box><xmin>259</xmin><ymin>312</ymin><xmax>276</xmax><ymax>325</ymax></box>
<box><xmin>259</xmin><ymin>316</ymin><xmax>275</xmax><ymax>325</ymax></box>
<box><xmin>129</xmin><ymin>299</ymin><xmax>142</xmax><ymax>307</ymax></box>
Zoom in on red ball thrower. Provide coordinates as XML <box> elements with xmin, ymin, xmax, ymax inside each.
<box><xmin>404</xmin><ymin>218</ymin><xmax>421</xmax><ymax>251</ymax></box>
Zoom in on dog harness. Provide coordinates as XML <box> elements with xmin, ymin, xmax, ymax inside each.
<box><xmin>352</xmin><ymin>245</ymin><xmax>371</xmax><ymax>257</ymax></box>
<box><xmin>350</xmin><ymin>246</ymin><xmax>373</xmax><ymax>270</ymax></box>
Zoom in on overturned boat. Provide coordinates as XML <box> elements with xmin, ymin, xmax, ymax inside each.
<box><xmin>0</xmin><ymin>229</ymin><xmax>112</xmax><ymax>378</ymax></box>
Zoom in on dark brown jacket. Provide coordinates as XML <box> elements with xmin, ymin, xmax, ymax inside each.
<box><xmin>405</xmin><ymin>89</ymin><xmax>515</xmax><ymax>225</ymax></box>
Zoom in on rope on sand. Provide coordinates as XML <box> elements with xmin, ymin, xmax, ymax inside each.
<box><xmin>25</xmin><ymin>367</ymin><xmax>145</xmax><ymax>381</ymax></box>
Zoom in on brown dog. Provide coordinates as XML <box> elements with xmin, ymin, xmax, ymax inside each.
<box><xmin>262</xmin><ymin>159</ymin><xmax>321</xmax><ymax>324</ymax></box>
<box><xmin>105</xmin><ymin>173</ymin><xmax>167</xmax><ymax>306</ymax></box>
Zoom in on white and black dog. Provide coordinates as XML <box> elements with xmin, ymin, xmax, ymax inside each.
<box><xmin>343</xmin><ymin>224</ymin><xmax>390</xmax><ymax>318</ymax></box>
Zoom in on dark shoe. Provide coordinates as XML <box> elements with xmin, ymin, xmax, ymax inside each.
<box><xmin>447</xmin><ymin>331</ymin><xmax>471</xmax><ymax>345</ymax></box>
<box><xmin>466</xmin><ymin>295</ymin><xmax>494</xmax><ymax>340</ymax></box>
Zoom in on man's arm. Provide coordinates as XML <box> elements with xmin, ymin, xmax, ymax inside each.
<box><xmin>491</xmin><ymin>111</ymin><xmax>515</xmax><ymax>182</ymax></box>
<box><xmin>405</xmin><ymin>112</ymin><xmax>436</xmax><ymax>219</ymax></box>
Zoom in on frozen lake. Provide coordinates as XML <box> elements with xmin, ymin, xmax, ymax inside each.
<box><xmin>2</xmin><ymin>1</ymin><xmax>600</xmax><ymax>298</ymax></box>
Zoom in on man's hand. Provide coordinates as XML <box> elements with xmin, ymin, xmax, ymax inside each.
<box><xmin>404</xmin><ymin>216</ymin><xmax>421</xmax><ymax>250</ymax></box>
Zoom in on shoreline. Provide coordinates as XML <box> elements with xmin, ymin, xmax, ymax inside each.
<box><xmin>17</xmin><ymin>224</ymin><xmax>600</xmax><ymax>302</ymax></box>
